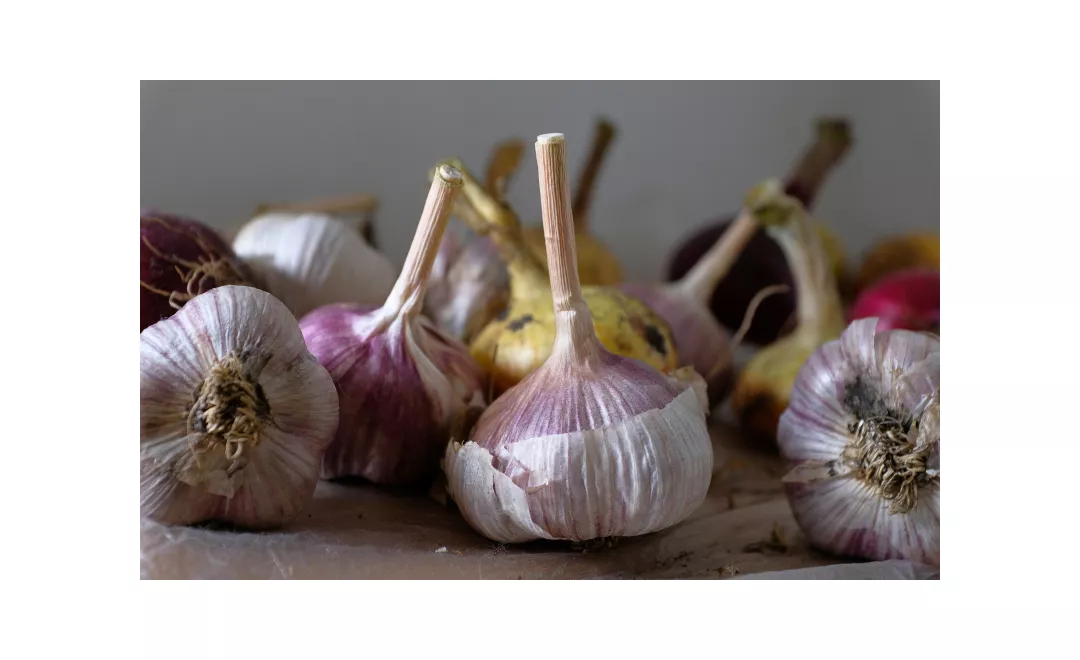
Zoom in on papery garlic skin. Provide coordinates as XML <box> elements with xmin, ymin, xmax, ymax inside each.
<box><xmin>300</xmin><ymin>304</ymin><xmax>485</xmax><ymax>485</ymax></box>
<box><xmin>619</xmin><ymin>282</ymin><xmax>733</xmax><ymax>403</ymax></box>
<box><xmin>233</xmin><ymin>212</ymin><xmax>397</xmax><ymax>319</ymax></box>
<box><xmin>445</xmin><ymin>362</ymin><xmax>712</xmax><ymax>543</ymax></box>
<box><xmin>140</xmin><ymin>285</ymin><xmax>339</xmax><ymax>529</ymax></box>
<box><xmin>778</xmin><ymin>318</ymin><xmax>940</xmax><ymax>565</ymax></box>
<box><xmin>425</xmin><ymin>231</ymin><xmax>510</xmax><ymax>343</ymax></box>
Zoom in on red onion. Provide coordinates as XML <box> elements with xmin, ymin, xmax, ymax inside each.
<box><xmin>664</xmin><ymin>118</ymin><xmax>852</xmax><ymax>345</ymax></box>
<box><xmin>849</xmin><ymin>269</ymin><xmax>939</xmax><ymax>333</ymax></box>
<box><xmin>140</xmin><ymin>210</ymin><xmax>256</xmax><ymax>331</ymax></box>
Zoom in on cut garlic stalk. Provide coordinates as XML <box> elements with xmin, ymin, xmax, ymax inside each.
<box><xmin>140</xmin><ymin>285</ymin><xmax>339</xmax><ymax>529</ymax></box>
<box><xmin>444</xmin><ymin>133</ymin><xmax>713</xmax><ymax>544</ymax></box>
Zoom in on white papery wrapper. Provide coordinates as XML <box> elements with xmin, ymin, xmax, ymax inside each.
<box><xmin>233</xmin><ymin>212</ymin><xmax>396</xmax><ymax>319</ymax></box>
<box><xmin>445</xmin><ymin>363</ymin><xmax>712</xmax><ymax>544</ymax></box>
<box><xmin>778</xmin><ymin>318</ymin><xmax>939</xmax><ymax>565</ymax></box>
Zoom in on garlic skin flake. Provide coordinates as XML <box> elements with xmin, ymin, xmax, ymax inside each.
<box><xmin>778</xmin><ymin>317</ymin><xmax>939</xmax><ymax>565</ymax></box>
<box><xmin>233</xmin><ymin>211</ymin><xmax>397</xmax><ymax>319</ymax></box>
<box><xmin>140</xmin><ymin>285</ymin><xmax>339</xmax><ymax>529</ymax></box>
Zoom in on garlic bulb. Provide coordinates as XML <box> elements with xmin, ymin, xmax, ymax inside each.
<box><xmin>300</xmin><ymin>166</ymin><xmax>486</xmax><ymax>486</ymax></box>
<box><xmin>232</xmin><ymin>211</ymin><xmax>397</xmax><ymax>319</ymax></box>
<box><xmin>140</xmin><ymin>285</ymin><xmax>339</xmax><ymax>529</ymax></box>
<box><xmin>444</xmin><ymin>133</ymin><xmax>713</xmax><ymax>544</ymax></box>
<box><xmin>778</xmin><ymin>318</ymin><xmax>939</xmax><ymax>565</ymax></box>
<box><xmin>732</xmin><ymin>189</ymin><xmax>847</xmax><ymax>440</ymax></box>
<box><xmin>619</xmin><ymin>180</ymin><xmax>785</xmax><ymax>404</ymax></box>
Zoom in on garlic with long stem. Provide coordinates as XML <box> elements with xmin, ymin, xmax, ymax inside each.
<box><xmin>618</xmin><ymin>179</ymin><xmax>786</xmax><ymax>403</ymax></box>
<box><xmin>140</xmin><ymin>285</ymin><xmax>339</xmax><ymax>529</ymax></box>
<box><xmin>444</xmin><ymin>133</ymin><xmax>712</xmax><ymax>544</ymax></box>
<box><xmin>424</xmin><ymin>140</ymin><xmax>521</xmax><ymax>343</ymax></box>
<box><xmin>300</xmin><ymin>166</ymin><xmax>486</xmax><ymax>486</ymax></box>
<box><xmin>437</xmin><ymin>158</ymin><xmax>677</xmax><ymax>395</ymax></box>
<box><xmin>778</xmin><ymin>318</ymin><xmax>939</xmax><ymax>565</ymax></box>
<box><xmin>232</xmin><ymin>208</ymin><xmax>396</xmax><ymax>320</ymax></box>
<box><xmin>731</xmin><ymin>189</ymin><xmax>847</xmax><ymax>441</ymax></box>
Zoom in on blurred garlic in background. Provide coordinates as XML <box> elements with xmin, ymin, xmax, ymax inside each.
<box><xmin>233</xmin><ymin>210</ymin><xmax>396</xmax><ymax>319</ymax></box>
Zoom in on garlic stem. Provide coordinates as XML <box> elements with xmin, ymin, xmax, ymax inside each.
<box><xmin>536</xmin><ymin>133</ymin><xmax>602</xmax><ymax>362</ymax></box>
<box><xmin>452</xmin><ymin>162</ymin><xmax>551</xmax><ymax>291</ymax></box>
<box><xmin>384</xmin><ymin>165</ymin><xmax>463</xmax><ymax>318</ymax></box>
<box><xmin>571</xmin><ymin>118</ymin><xmax>617</xmax><ymax>228</ymax></box>
<box><xmin>676</xmin><ymin>208</ymin><xmax>759</xmax><ymax>303</ymax></box>
<box><xmin>784</xmin><ymin>118</ymin><xmax>852</xmax><ymax>208</ymax></box>
<box><xmin>766</xmin><ymin>202</ymin><xmax>843</xmax><ymax>334</ymax></box>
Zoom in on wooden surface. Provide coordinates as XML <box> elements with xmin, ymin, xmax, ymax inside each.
<box><xmin>140</xmin><ymin>419</ymin><xmax>844</xmax><ymax>579</ymax></box>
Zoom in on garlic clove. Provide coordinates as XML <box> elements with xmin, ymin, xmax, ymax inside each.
<box><xmin>140</xmin><ymin>285</ymin><xmax>339</xmax><ymax>529</ymax></box>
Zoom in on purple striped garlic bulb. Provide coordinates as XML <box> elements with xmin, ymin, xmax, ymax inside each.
<box><xmin>300</xmin><ymin>166</ymin><xmax>486</xmax><ymax>486</ymax></box>
<box><xmin>140</xmin><ymin>285</ymin><xmax>339</xmax><ymax>529</ymax></box>
<box><xmin>619</xmin><ymin>179</ymin><xmax>787</xmax><ymax>404</ymax></box>
<box><xmin>778</xmin><ymin>318</ymin><xmax>940</xmax><ymax>565</ymax></box>
<box><xmin>444</xmin><ymin>133</ymin><xmax>713</xmax><ymax>544</ymax></box>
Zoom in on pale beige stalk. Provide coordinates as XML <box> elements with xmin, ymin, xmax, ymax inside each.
<box><xmin>535</xmin><ymin>133</ymin><xmax>603</xmax><ymax>362</ymax></box>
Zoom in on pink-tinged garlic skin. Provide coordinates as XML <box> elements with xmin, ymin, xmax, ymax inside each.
<box><xmin>446</xmin><ymin>359</ymin><xmax>712</xmax><ymax>543</ymax></box>
<box><xmin>619</xmin><ymin>281</ymin><xmax>733</xmax><ymax>404</ymax></box>
<box><xmin>300</xmin><ymin>303</ymin><xmax>485</xmax><ymax>485</ymax></box>
<box><xmin>778</xmin><ymin>318</ymin><xmax>940</xmax><ymax>565</ymax></box>
<box><xmin>140</xmin><ymin>286</ymin><xmax>339</xmax><ymax>529</ymax></box>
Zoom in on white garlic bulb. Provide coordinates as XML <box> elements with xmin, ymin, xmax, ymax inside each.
<box><xmin>443</xmin><ymin>133</ymin><xmax>713</xmax><ymax>544</ymax></box>
<box><xmin>778</xmin><ymin>317</ymin><xmax>939</xmax><ymax>565</ymax></box>
<box><xmin>233</xmin><ymin>211</ymin><xmax>397</xmax><ymax>319</ymax></box>
<box><xmin>140</xmin><ymin>285</ymin><xmax>339</xmax><ymax>529</ymax></box>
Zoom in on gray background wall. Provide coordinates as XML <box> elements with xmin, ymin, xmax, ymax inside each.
<box><xmin>141</xmin><ymin>81</ymin><xmax>939</xmax><ymax>281</ymax></box>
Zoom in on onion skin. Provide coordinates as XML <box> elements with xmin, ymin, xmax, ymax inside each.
<box><xmin>849</xmin><ymin>269</ymin><xmax>939</xmax><ymax>333</ymax></box>
<box><xmin>140</xmin><ymin>210</ymin><xmax>256</xmax><ymax>331</ymax></box>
